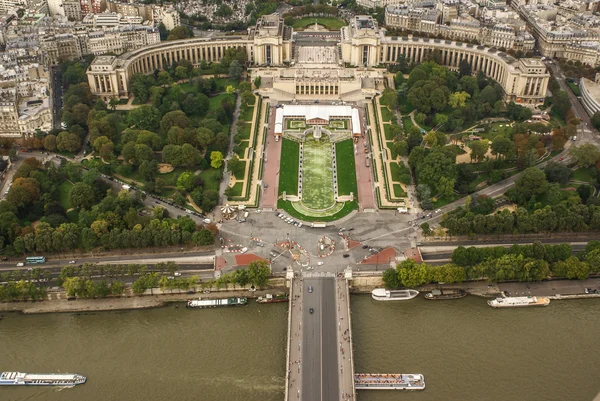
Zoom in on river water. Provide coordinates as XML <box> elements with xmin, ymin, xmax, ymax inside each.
<box><xmin>352</xmin><ymin>295</ymin><xmax>600</xmax><ymax>401</ymax></box>
<box><xmin>1</xmin><ymin>296</ymin><xmax>599</xmax><ymax>401</ymax></box>
<box><xmin>0</xmin><ymin>303</ymin><xmax>287</xmax><ymax>401</ymax></box>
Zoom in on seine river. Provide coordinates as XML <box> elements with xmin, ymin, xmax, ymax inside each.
<box><xmin>1</xmin><ymin>296</ymin><xmax>599</xmax><ymax>401</ymax></box>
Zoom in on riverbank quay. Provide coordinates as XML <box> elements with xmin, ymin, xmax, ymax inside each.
<box><xmin>0</xmin><ymin>280</ymin><xmax>288</xmax><ymax>315</ymax></box>
<box><xmin>347</xmin><ymin>273</ymin><xmax>600</xmax><ymax>299</ymax></box>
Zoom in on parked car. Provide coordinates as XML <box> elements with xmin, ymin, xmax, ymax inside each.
<box><xmin>308</xmin><ymin>285</ymin><xmax>313</xmax><ymax>293</ymax></box>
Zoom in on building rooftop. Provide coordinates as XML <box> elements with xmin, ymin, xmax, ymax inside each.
<box><xmin>92</xmin><ymin>55</ymin><xmax>117</xmax><ymax>66</ymax></box>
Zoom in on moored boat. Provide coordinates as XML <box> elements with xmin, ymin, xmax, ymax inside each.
<box><xmin>0</xmin><ymin>372</ymin><xmax>86</xmax><ymax>387</ymax></box>
<box><xmin>487</xmin><ymin>296</ymin><xmax>550</xmax><ymax>308</ymax></box>
<box><xmin>256</xmin><ymin>293</ymin><xmax>289</xmax><ymax>303</ymax></box>
<box><xmin>371</xmin><ymin>288</ymin><xmax>419</xmax><ymax>301</ymax></box>
<box><xmin>424</xmin><ymin>289</ymin><xmax>467</xmax><ymax>300</ymax></box>
<box><xmin>186</xmin><ymin>297</ymin><xmax>247</xmax><ymax>308</ymax></box>
<box><xmin>354</xmin><ymin>373</ymin><xmax>425</xmax><ymax>390</ymax></box>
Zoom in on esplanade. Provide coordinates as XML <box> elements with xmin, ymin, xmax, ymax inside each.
<box><xmin>87</xmin><ymin>14</ymin><xmax>549</xmax><ymax>104</ymax></box>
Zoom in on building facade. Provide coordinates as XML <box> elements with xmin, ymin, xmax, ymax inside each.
<box><xmin>87</xmin><ymin>14</ymin><xmax>549</xmax><ymax>104</ymax></box>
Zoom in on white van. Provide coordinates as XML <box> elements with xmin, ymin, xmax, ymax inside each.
<box><xmin>16</xmin><ymin>262</ymin><xmax>24</xmax><ymax>267</ymax></box>
<box><xmin>241</xmin><ymin>247</ymin><xmax>248</xmax><ymax>254</ymax></box>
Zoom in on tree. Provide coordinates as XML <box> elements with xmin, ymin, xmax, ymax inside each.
<box><xmin>490</xmin><ymin>136</ymin><xmax>512</xmax><ymax>160</ymax></box>
<box><xmin>176</xmin><ymin>171</ymin><xmax>195</xmax><ymax>192</ymax></box>
<box><xmin>167</xmin><ymin>26</ymin><xmax>193</xmax><ymax>41</ymax></box>
<box><xmin>70</xmin><ymin>182</ymin><xmax>96</xmax><ymax>209</ymax></box>
<box><xmin>469</xmin><ymin>140</ymin><xmax>489</xmax><ymax>163</ymax></box>
<box><xmin>43</xmin><ymin>134</ymin><xmax>57</xmax><ymax>151</ymax></box>
<box><xmin>591</xmin><ymin>111</ymin><xmax>600</xmax><ymax>129</ymax></box>
<box><xmin>227</xmin><ymin>155</ymin><xmax>245</xmax><ymax>178</ymax></box>
<box><xmin>544</xmin><ymin>162</ymin><xmax>571</xmax><ymax>185</ymax></box>
<box><xmin>396</xmin><ymin>259</ymin><xmax>428</xmax><ymax>288</ymax></box>
<box><xmin>380</xmin><ymin>89</ymin><xmax>398</xmax><ymax>110</ymax></box>
<box><xmin>254</xmin><ymin>76</ymin><xmax>261</xmax><ymax>88</ymax></box>
<box><xmin>127</xmin><ymin>105</ymin><xmax>161</xmax><ymax>130</ymax></box>
<box><xmin>569</xmin><ymin>144</ymin><xmax>600</xmax><ymax>167</ymax></box>
<box><xmin>514</xmin><ymin>167</ymin><xmax>548</xmax><ymax>202</ymax></box>
<box><xmin>241</xmin><ymin>91</ymin><xmax>255</xmax><ymax>106</ymax></box>
<box><xmin>228</xmin><ymin>60</ymin><xmax>243</xmax><ymax>82</ymax></box>
<box><xmin>382</xmin><ymin>268</ymin><xmax>400</xmax><ymax>289</ymax></box>
<box><xmin>448</xmin><ymin>91</ymin><xmax>470</xmax><ymax>108</ymax></box>
<box><xmin>479</xmin><ymin>86</ymin><xmax>498</xmax><ymax>105</ymax></box>
<box><xmin>196</xmin><ymin>127</ymin><xmax>215</xmax><ymax>149</ymax></box>
<box><xmin>56</xmin><ymin>131</ymin><xmax>81</xmax><ymax>152</ymax></box>
<box><xmin>247</xmin><ymin>260</ymin><xmax>270</xmax><ymax>288</ymax></box>
<box><xmin>210</xmin><ymin>151</ymin><xmax>224</xmax><ymax>169</ymax></box>
<box><xmin>93</xmin><ymin>136</ymin><xmax>114</xmax><ymax>160</ymax></box>
<box><xmin>552</xmin><ymin>90</ymin><xmax>572</xmax><ymax>118</ymax></box>
<box><xmin>459</xmin><ymin>58</ymin><xmax>472</xmax><ymax>77</ymax></box>
<box><xmin>420</xmin><ymin>223</ymin><xmax>432</xmax><ymax>238</ymax></box>
<box><xmin>160</xmin><ymin>110</ymin><xmax>190</xmax><ymax>132</ymax></box>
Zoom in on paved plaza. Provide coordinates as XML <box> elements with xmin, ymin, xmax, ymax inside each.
<box><xmin>217</xmin><ymin>210</ymin><xmax>415</xmax><ymax>274</ymax></box>
<box><xmin>296</xmin><ymin>46</ymin><xmax>338</xmax><ymax>65</ymax></box>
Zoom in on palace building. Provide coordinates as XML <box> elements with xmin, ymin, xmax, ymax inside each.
<box><xmin>87</xmin><ymin>14</ymin><xmax>549</xmax><ymax>105</ymax></box>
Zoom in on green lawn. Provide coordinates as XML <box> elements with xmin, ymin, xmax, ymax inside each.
<box><xmin>380</xmin><ymin>106</ymin><xmax>395</xmax><ymax>123</ymax></box>
<box><xmin>214</xmin><ymin>78</ymin><xmax>237</xmax><ymax>92</ymax></box>
<box><xmin>571</xmin><ymin>167</ymin><xmax>595</xmax><ymax>182</ymax></box>
<box><xmin>58</xmin><ymin>181</ymin><xmax>73</xmax><ymax>209</ymax></box>
<box><xmin>231</xmin><ymin>160</ymin><xmax>247</xmax><ymax>180</ymax></box>
<box><xmin>335</xmin><ymin>140</ymin><xmax>358</xmax><ymax>196</ymax></box>
<box><xmin>390</xmin><ymin>161</ymin><xmax>411</xmax><ymax>185</ymax></box>
<box><xmin>278</xmin><ymin>199</ymin><xmax>357</xmax><ymax>222</ymax></box>
<box><xmin>234</xmin><ymin>141</ymin><xmax>249</xmax><ymax>158</ymax></box>
<box><xmin>229</xmin><ymin>182</ymin><xmax>243</xmax><ymax>196</ymax></box>
<box><xmin>383</xmin><ymin>124</ymin><xmax>395</xmax><ymax>140</ymax></box>
<box><xmin>237</xmin><ymin>122</ymin><xmax>251</xmax><ymax>139</ymax></box>
<box><xmin>239</xmin><ymin>104</ymin><xmax>255</xmax><ymax>122</ymax></box>
<box><xmin>291</xmin><ymin>17</ymin><xmax>347</xmax><ymax>31</ymax></box>
<box><xmin>302</xmin><ymin>138</ymin><xmax>334</xmax><ymax>209</ymax></box>
<box><xmin>199</xmin><ymin>168</ymin><xmax>222</xmax><ymax>192</ymax></box>
<box><xmin>402</xmin><ymin>116</ymin><xmax>414</xmax><ymax>132</ymax></box>
<box><xmin>568</xmin><ymin>82</ymin><xmax>581</xmax><ymax>96</ymax></box>
<box><xmin>279</xmin><ymin>139</ymin><xmax>300</xmax><ymax>196</ymax></box>
<box><xmin>393</xmin><ymin>184</ymin><xmax>407</xmax><ymax>198</ymax></box>
<box><xmin>209</xmin><ymin>93</ymin><xmax>235</xmax><ymax>110</ymax></box>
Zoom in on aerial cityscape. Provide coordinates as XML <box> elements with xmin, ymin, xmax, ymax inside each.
<box><xmin>1</xmin><ymin>0</ymin><xmax>600</xmax><ymax>400</ymax></box>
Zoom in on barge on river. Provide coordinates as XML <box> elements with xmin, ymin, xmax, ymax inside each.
<box><xmin>372</xmin><ymin>288</ymin><xmax>419</xmax><ymax>301</ymax></box>
<box><xmin>186</xmin><ymin>297</ymin><xmax>247</xmax><ymax>308</ymax></box>
<box><xmin>354</xmin><ymin>373</ymin><xmax>425</xmax><ymax>390</ymax></box>
<box><xmin>488</xmin><ymin>296</ymin><xmax>550</xmax><ymax>308</ymax></box>
<box><xmin>0</xmin><ymin>372</ymin><xmax>86</xmax><ymax>387</ymax></box>
<box><xmin>424</xmin><ymin>289</ymin><xmax>467</xmax><ymax>300</ymax></box>
<box><xmin>256</xmin><ymin>293</ymin><xmax>289</xmax><ymax>303</ymax></box>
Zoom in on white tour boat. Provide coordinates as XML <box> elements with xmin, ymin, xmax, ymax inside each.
<box><xmin>371</xmin><ymin>288</ymin><xmax>419</xmax><ymax>301</ymax></box>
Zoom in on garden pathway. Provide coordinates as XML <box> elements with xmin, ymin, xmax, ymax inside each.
<box><xmin>367</xmin><ymin>101</ymin><xmax>408</xmax><ymax>209</ymax></box>
<box><xmin>226</xmin><ymin>95</ymin><xmax>266</xmax><ymax>207</ymax></box>
<box><xmin>372</xmin><ymin>97</ymin><xmax>411</xmax><ymax>207</ymax></box>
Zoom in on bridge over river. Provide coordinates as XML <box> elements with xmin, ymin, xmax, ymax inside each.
<box><xmin>285</xmin><ymin>272</ymin><xmax>355</xmax><ymax>401</ymax></box>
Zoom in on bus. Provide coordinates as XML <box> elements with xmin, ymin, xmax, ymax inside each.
<box><xmin>25</xmin><ymin>256</ymin><xmax>46</xmax><ymax>265</ymax></box>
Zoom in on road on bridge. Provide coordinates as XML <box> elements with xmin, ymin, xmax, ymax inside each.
<box><xmin>302</xmin><ymin>277</ymin><xmax>340</xmax><ymax>401</ymax></box>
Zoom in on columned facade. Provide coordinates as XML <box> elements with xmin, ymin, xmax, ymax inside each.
<box><xmin>376</xmin><ymin>37</ymin><xmax>549</xmax><ymax>104</ymax></box>
<box><xmin>87</xmin><ymin>15</ymin><xmax>292</xmax><ymax>100</ymax></box>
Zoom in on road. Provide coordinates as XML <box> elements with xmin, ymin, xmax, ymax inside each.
<box><xmin>49</xmin><ymin>65</ymin><xmax>63</xmax><ymax>131</ymax></box>
<box><xmin>47</xmin><ymin>153</ymin><xmax>207</xmax><ymax>223</ymax></box>
<box><xmin>302</xmin><ymin>277</ymin><xmax>339</xmax><ymax>401</ymax></box>
<box><xmin>545</xmin><ymin>61</ymin><xmax>600</xmax><ymax>146</ymax></box>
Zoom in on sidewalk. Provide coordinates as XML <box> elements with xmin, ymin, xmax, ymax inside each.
<box><xmin>287</xmin><ymin>277</ymin><xmax>303</xmax><ymax>400</ymax></box>
<box><xmin>336</xmin><ymin>278</ymin><xmax>355</xmax><ymax>401</ymax></box>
